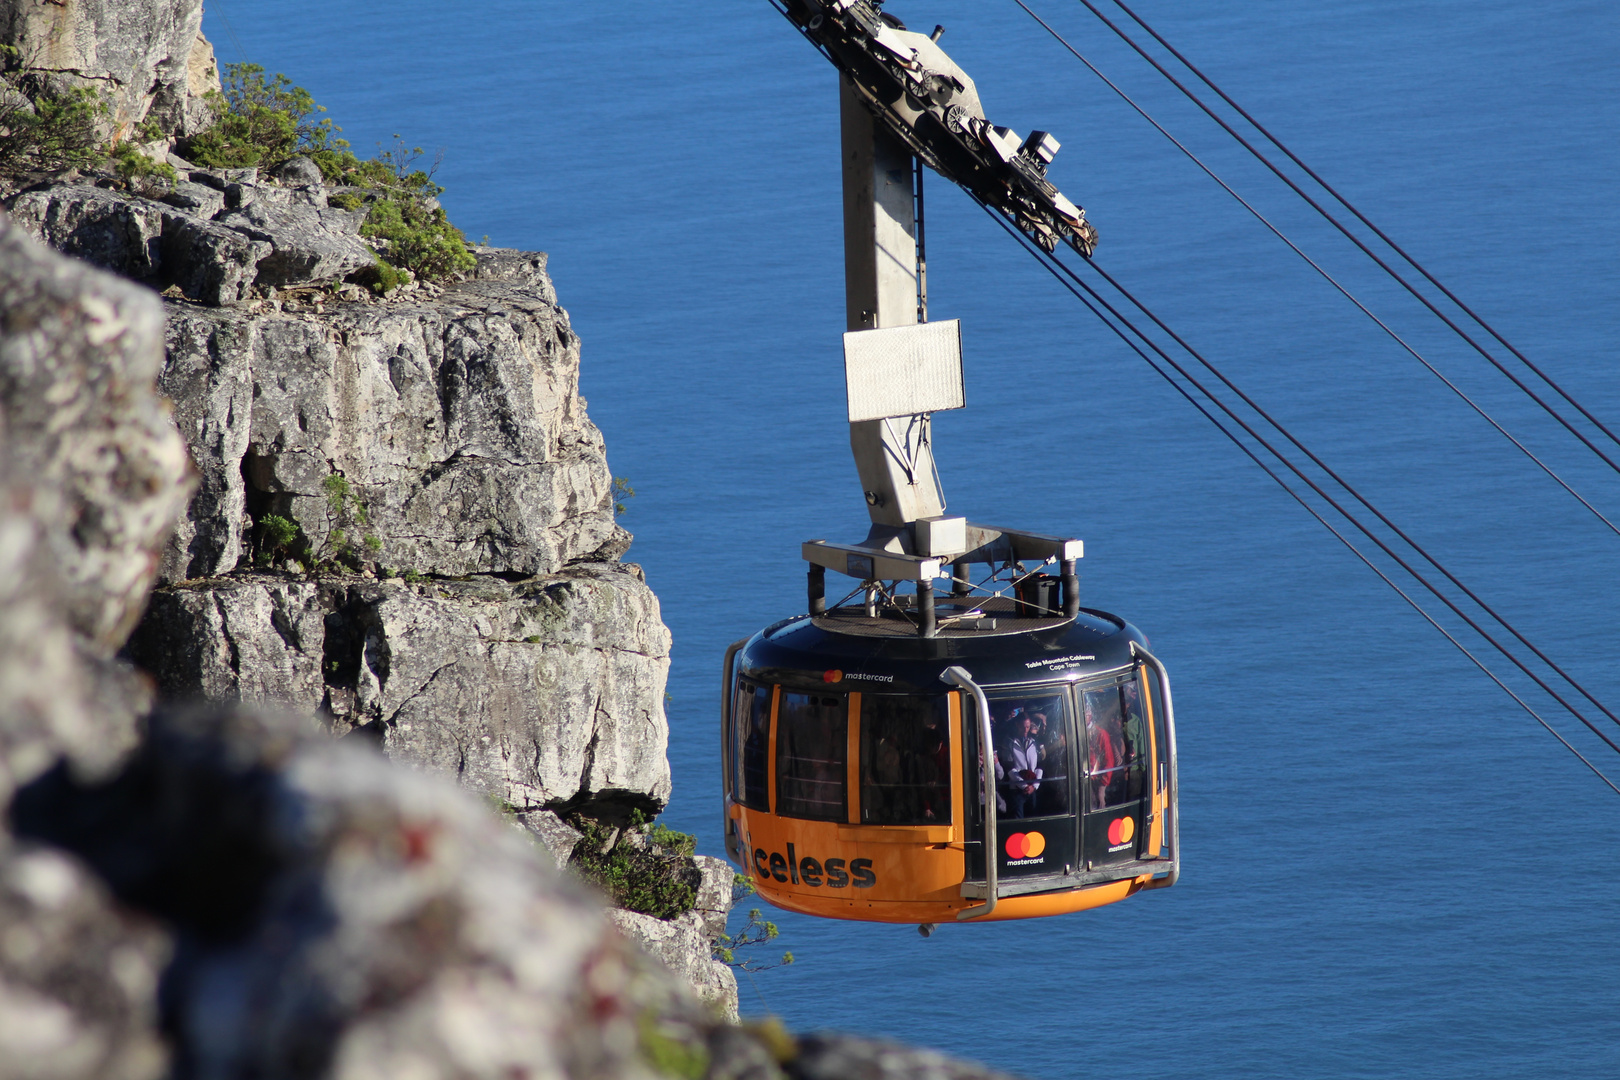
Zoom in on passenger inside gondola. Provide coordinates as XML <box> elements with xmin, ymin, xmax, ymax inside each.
<box><xmin>1085</xmin><ymin>688</ymin><xmax>1124</xmax><ymax>810</ymax></box>
<box><xmin>1000</xmin><ymin>709</ymin><xmax>1043</xmax><ymax>818</ymax></box>
<box><xmin>1029</xmin><ymin>699</ymin><xmax>1070</xmax><ymax>815</ymax></box>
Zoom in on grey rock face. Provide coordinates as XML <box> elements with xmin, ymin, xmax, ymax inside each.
<box><xmin>0</xmin><ymin>0</ymin><xmax>210</xmax><ymax>140</ymax></box>
<box><xmin>3</xmin><ymin>170</ymin><xmax>379</xmax><ymax>303</ymax></box>
<box><xmin>518</xmin><ymin>809</ymin><xmax>584</xmax><ymax>871</ymax></box>
<box><xmin>158</xmin><ymin>212</ymin><xmax>273</xmax><ymax>305</ymax></box>
<box><xmin>156</xmin><ymin>274</ymin><xmax>617</xmax><ymax>582</ymax></box>
<box><xmin>129</xmin><ymin>563</ymin><xmax>673</xmax><ymax>817</ymax></box>
<box><xmin>5</xmin><ymin>185</ymin><xmax>167</xmax><ymax>279</ymax></box>
<box><xmin>0</xmin><ymin>843</ymin><xmax>170</xmax><ymax>1080</ymax></box>
<box><xmin>214</xmin><ymin>198</ymin><xmax>371</xmax><ymax>286</ymax></box>
<box><xmin>0</xmin><ymin>212</ymin><xmax>194</xmax><ymax>654</ymax></box>
<box><xmin>268</xmin><ymin>155</ymin><xmax>324</xmax><ymax>189</ymax></box>
<box><xmin>0</xmin><ymin>210</ymin><xmax>185</xmax><ymax>1080</ymax></box>
<box><xmin>11</xmin><ymin>705</ymin><xmax>707</xmax><ymax>1080</ymax></box>
<box><xmin>473</xmin><ymin>246</ymin><xmax>558</xmax><ymax>298</ymax></box>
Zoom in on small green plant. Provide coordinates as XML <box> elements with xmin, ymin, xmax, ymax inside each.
<box><xmin>612</xmin><ymin>476</ymin><xmax>635</xmax><ymax>516</ymax></box>
<box><xmin>253</xmin><ymin>513</ymin><xmax>309</xmax><ymax>568</ymax></box>
<box><xmin>714</xmin><ymin>907</ymin><xmax>794</xmax><ymax>971</ymax></box>
<box><xmin>524</xmin><ymin>634</ymin><xmax>542</xmax><ymax>644</ymax></box>
<box><xmin>713</xmin><ymin>873</ymin><xmax>791</xmax><ymax>970</ymax></box>
<box><xmin>363</xmin><ymin>257</ymin><xmax>408</xmax><ymax>295</ymax></box>
<box><xmin>311</xmin><ymin>472</ymin><xmax>380</xmax><ymax>570</ymax></box>
<box><xmin>648</xmin><ymin>822</ymin><xmax>697</xmax><ymax>858</ymax></box>
<box><xmin>403</xmin><ymin>568</ymin><xmax>425</xmax><ymax>584</ymax></box>
<box><xmin>111</xmin><ymin>140</ymin><xmax>176</xmax><ymax>189</ymax></box>
<box><xmin>261</xmin><ymin>514</ymin><xmax>300</xmax><ymax>552</ymax></box>
<box><xmin>570</xmin><ymin>815</ymin><xmax>700</xmax><ymax>920</ymax></box>
<box><xmin>323</xmin><ymin>473</ymin><xmax>356</xmax><ymax>516</ymax></box>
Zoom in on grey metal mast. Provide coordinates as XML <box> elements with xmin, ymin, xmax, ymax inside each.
<box><xmin>840</xmin><ymin>79</ymin><xmax>945</xmax><ymax>532</ymax></box>
<box><xmin>793</xmin><ymin>3</ymin><xmax>1086</xmax><ymax>638</ymax></box>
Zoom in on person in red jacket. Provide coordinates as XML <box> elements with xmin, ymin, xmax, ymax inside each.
<box><xmin>1086</xmin><ymin>696</ymin><xmax>1122</xmax><ymax>810</ymax></box>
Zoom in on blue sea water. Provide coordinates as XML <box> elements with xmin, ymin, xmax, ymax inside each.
<box><xmin>203</xmin><ymin>2</ymin><xmax>1620</xmax><ymax>1076</ymax></box>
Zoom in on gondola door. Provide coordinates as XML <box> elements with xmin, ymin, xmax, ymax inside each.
<box><xmin>962</xmin><ymin>686</ymin><xmax>1079</xmax><ymax>883</ymax></box>
<box><xmin>1080</xmin><ymin>676</ymin><xmax>1150</xmax><ymax>869</ymax></box>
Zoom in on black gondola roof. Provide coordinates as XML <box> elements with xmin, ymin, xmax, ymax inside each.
<box><xmin>738</xmin><ymin>604</ymin><xmax>1145</xmax><ymax>694</ymax></box>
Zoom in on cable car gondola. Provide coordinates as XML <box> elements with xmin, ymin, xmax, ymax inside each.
<box><xmin>720</xmin><ymin>0</ymin><xmax>1180</xmax><ymax>926</ymax></box>
<box><xmin>721</xmin><ymin>588</ymin><xmax>1179</xmax><ymax>925</ymax></box>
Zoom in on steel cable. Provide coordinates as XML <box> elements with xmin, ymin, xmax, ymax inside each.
<box><xmin>1075</xmin><ymin>249</ymin><xmax>1620</xmax><ymax>736</ymax></box>
<box><xmin>1003</xmin><ymin>0</ymin><xmax>1620</xmax><ymax>540</ymax></box>
<box><xmin>977</xmin><ymin>200</ymin><xmax>1620</xmax><ymax>793</ymax></box>
<box><xmin>1013</xmin><ymin>0</ymin><xmax>1620</xmax><ymax>480</ymax></box>
<box><xmin>1099</xmin><ymin>0</ymin><xmax>1620</xmax><ymax>456</ymax></box>
<box><xmin>971</xmin><ymin>194</ymin><xmax>1620</xmax><ymax>762</ymax></box>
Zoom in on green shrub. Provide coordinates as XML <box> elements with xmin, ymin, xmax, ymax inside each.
<box><xmin>570</xmin><ymin>816</ymin><xmax>700</xmax><ymax>920</ymax></box>
<box><xmin>351</xmin><ymin>139</ymin><xmax>474</xmax><ymax>281</ymax></box>
<box><xmin>0</xmin><ymin>46</ymin><xmax>107</xmax><ymax>177</ymax></box>
<box><xmin>184</xmin><ymin>63</ymin><xmax>340</xmax><ymax>170</ymax></box>
<box><xmin>363</xmin><ymin>258</ymin><xmax>409</xmax><ymax>295</ymax></box>
<box><xmin>254</xmin><ymin>513</ymin><xmax>309</xmax><ymax>568</ymax></box>
<box><xmin>361</xmin><ymin>193</ymin><xmax>474</xmax><ymax>281</ymax></box>
<box><xmin>648</xmin><ymin>822</ymin><xmax>696</xmax><ymax>858</ymax></box>
<box><xmin>261</xmin><ymin>514</ymin><xmax>299</xmax><ymax>551</ymax></box>
<box><xmin>185</xmin><ymin>69</ymin><xmax>475</xmax><ymax>285</ymax></box>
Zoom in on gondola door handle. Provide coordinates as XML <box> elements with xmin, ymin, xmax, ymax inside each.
<box><xmin>941</xmin><ymin>665</ymin><xmax>997</xmax><ymax>920</ymax></box>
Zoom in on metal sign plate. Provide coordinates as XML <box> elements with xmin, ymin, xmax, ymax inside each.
<box><xmin>843</xmin><ymin>320</ymin><xmax>965</xmax><ymax>423</ymax></box>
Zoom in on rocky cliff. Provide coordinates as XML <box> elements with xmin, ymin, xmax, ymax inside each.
<box><xmin>3</xmin><ymin>24</ymin><xmax>720</xmax><ymax>1016</ymax></box>
<box><xmin>0</xmin><ymin>2</ymin><xmax>1031</xmax><ymax>1076</ymax></box>
<box><xmin>0</xmin><ymin>0</ymin><xmax>214</xmax><ymax>140</ymax></box>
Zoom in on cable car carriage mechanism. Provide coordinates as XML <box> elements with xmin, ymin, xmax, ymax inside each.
<box><xmin>720</xmin><ymin>0</ymin><xmax>1180</xmax><ymax>932</ymax></box>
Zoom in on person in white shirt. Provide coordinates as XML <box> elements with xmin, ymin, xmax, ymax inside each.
<box><xmin>1003</xmin><ymin>713</ymin><xmax>1043</xmax><ymax>819</ymax></box>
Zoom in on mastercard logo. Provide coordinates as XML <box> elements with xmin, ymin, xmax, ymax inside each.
<box><xmin>1106</xmin><ymin>817</ymin><xmax>1136</xmax><ymax>846</ymax></box>
<box><xmin>1004</xmin><ymin>832</ymin><xmax>1046</xmax><ymax>859</ymax></box>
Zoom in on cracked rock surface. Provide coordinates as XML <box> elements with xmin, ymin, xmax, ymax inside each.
<box><xmin>0</xmin><ymin>0</ymin><xmax>213</xmax><ymax>139</ymax></box>
<box><xmin>129</xmin><ymin>563</ymin><xmax>673</xmax><ymax>817</ymax></box>
<box><xmin>154</xmin><ymin>251</ymin><xmax>617</xmax><ymax>582</ymax></box>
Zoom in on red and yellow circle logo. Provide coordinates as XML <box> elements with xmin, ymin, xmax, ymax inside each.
<box><xmin>1106</xmin><ymin>817</ymin><xmax>1136</xmax><ymax>846</ymax></box>
<box><xmin>1004</xmin><ymin>832</ymin><xmax>1047</xmax><ymax>859</ymax></box>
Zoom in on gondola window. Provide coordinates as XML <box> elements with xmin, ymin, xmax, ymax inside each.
<box><xmin>776</xmin><ymin>691</ymin><xmax>848</xmax><ymax>821</ymax></box>
<box><xmin>1084</xmin><ymin>683</ymin><xmax>1146</xmax><ymax>811</ymax></box>
<box><xmin>860</xmin><ymin>695</ymin><xmax>951</xmax><ymax>825</ymax></box>
<box><xmin>736</xmin><ymin>679</ymin><xmax>772</xmax><ymax>811</ymax></box>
